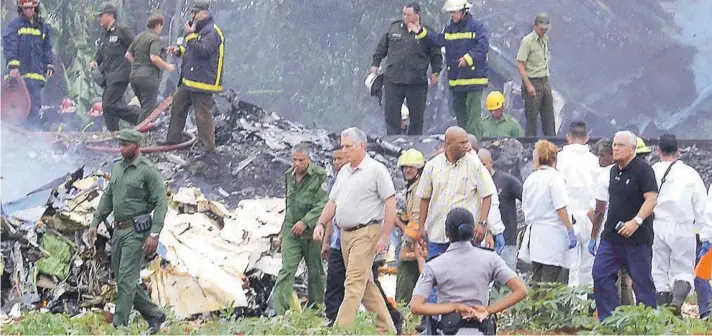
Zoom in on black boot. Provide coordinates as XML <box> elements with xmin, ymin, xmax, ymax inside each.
<box><xmin>415</xmin><ymin>316</ymin><xmax>427</xmax><ymax>333</ymax></box>
<box><xmin>656</xmin><ymin>292</ymin><xmax>672</xmax><ymax>306</ymax></box>
<box><xmin>670</xmin><ymin>280</ymin><xmax>692</xmax><ymax>316</ymax></box>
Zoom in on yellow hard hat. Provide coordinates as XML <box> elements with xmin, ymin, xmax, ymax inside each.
<box><xmin>397</xmin><ymin>148</ymin><xmax>425</xmax><ymax>169</ymax></box>
<box><xmin>486</xmin><ymin>91</ymin><xmax>505</xmax><ymax>111</ymax></box>
<box><xmin>636</xmin><ymin>137</ymin><xmax>651</xmax><ymax>154</ymax></box>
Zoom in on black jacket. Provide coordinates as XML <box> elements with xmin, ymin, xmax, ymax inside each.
<box><xmin>95</xmin><ymin>23</ymin><xmax>135</xmax><ymax>86</ymax></box>
<box><xmin>372</xmin><ymin>20</ymin><xmax>443</xmax><ymax>85</ymax></box>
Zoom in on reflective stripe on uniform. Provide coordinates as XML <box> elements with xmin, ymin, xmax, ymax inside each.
<box><xmin>415</xmin><ymin>27</ymin><xmax>427</xmax><ymax>39</ymax></box>
<box><xmin>17</xmin><ymin>27</ymin><xmax>45</xmax><ymax>39</ymax></box>
<box><xmin>449</xmin><ymin>77</ymin><xmax>488</xmax><ymax>86</ymax></box>
<box><xmin>444</xmin><ymin>32</ymin><xmax>475</xmax><ymax>40</ymax></box>
<box><xmin>3</xmin><ymin>72</ymin><xmax>46</xmax><ymax>82</ymax></box>
<box><xmin>182</xmin><ymin>24</ymin><xmax>225</xmax><ymax>92</ymax></box>
<box><xmin>184</xmin><ymin>33</ymin><xmax>199</xmax><ymax>43</ymax></box>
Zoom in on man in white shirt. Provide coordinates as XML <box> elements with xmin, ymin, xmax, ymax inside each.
<box><xmin>557</xmin><ymin>121</ymin><xmax>600</xmax><ymax>287</ymax></box>
<box><xmin>651</xmin><ymin>134</ymin><xmax>708</xmax><ymax>314</ymax></box>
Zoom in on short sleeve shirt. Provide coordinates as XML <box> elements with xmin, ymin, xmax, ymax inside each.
<box><xmin>603</xmin><ymin>157</ymin><xmax>658</xmax><ymax>245</ymax></box>
<box><xmin>128</xmin><ymin>30</ymin><xmax>165</xmax><ymax>79</ymax></box>
<box><xmin>330</xmin><ymin>155</ymin><xmax>395</xmax><ymax>228</ymax></box>
<box><xmin>413</xmin><ymin>242</ymin><xmax>516</xmax><ymax>306</ymax></box>
<box><xmin>516</xmin><ymin>30</ymin><xmax>550</xmax><ymax>78</ymax></box>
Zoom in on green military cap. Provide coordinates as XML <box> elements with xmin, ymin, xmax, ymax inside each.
<box><xmin>191</xmin><ymin>0</ymin><xmax>210</xmax><ymax>12</ymax></box>
<box><xmin>94</xmin><ymin>2</ymin><xmax>118</xmax><ymax>16</ymax></box>
<box><xmin>117</xmin><ymin>129</ymin><xmax>143</xmax><ymax>144</ymax></box>
<box><xmin>534</xmin><ymin>13</ymin><xmax>551</xmax><ymax>29</ymax></box>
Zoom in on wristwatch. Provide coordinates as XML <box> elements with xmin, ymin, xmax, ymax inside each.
<box><xmin>633</xmin><ymin>216</ymin><xmax>643</xmax><ymax>225</ymax></box>
<box><xmin>150</xmin><ymin>233</ymin><xmax>159</xmax><ymax>238</ymax></box>
<box><xmin>477</xmin><ymin>220</ymin><xmax>488</xmax><ymax>227</ymax></box>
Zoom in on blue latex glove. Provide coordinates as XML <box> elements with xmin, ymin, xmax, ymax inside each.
<box><xmin>494</xmin><ymin>234</ymin><xmax>505</xmax><ymax>255</ymax></box>
<box><xmin>699</xmin><ymin>241</ymin><xmax>712</xmax><ymax>259</ymax></box>
<box><xmin>567</xmin><ymin>229</ymin><xmax>577</xmax><ymax>249</ymax></box>
<box><xmin>588</xmin><ymin>240</ymin><xmax>597</xmax><ymax>256</ymax></box>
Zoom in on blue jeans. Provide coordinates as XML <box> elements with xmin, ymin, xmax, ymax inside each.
<box><xmin>592</xmin><ymin>240</ymin><xmax>657</xmax><ymax>321</ymax></box>
<box><xmin>426</xmin><ymin>242</ymin><xmax>450</xmax><ymax>303</ymax></box>
<box><xmin>696</xmin><ymin>237</ymin><xmax>712</xmax><ymax>318</ymax></box>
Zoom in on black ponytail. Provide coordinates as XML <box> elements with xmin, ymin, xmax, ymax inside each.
<box><xmin>445</xmin><ymin>207</ymin><xmax>475</xmax><ymax>242</ymax></box>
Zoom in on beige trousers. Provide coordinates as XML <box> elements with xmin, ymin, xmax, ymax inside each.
<box><xmin>336</xmin><ymin>224</ymin><xmax>396</xmax><ymax>334</ymax></box>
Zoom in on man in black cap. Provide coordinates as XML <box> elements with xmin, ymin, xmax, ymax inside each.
<box><xmin>87</xmin><ymin>128</ymin><xmax>167</xmax><ymax>333</ymax></box>
<box><xmin>163</xmin><ymin>0</ymin><xmax>224</xmax><ymax>152</ymax></box>
<box><xmin>90</xmin><ymin>2</ymin><xmax>139</xmax><ymax>132</ymax></box>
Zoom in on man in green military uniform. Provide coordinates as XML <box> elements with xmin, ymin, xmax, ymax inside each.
<box><xmin>482</xmin><ymin>90</ymin><xmax>523</xmax><ymax>138</ymax></box>
<box><xmin>90</xmin><ymin>3</ymin><xmax>139</xmax><ymax>131</ymax></box>
<box><xmin>273</xmin><ymin>143</ymin><xmax>329</xmax><ymax>315</ymax></box>
<box><xmin>87</xmin><ymin>129</ymin><xmax>167</xmax><ymax>333</ymax></box>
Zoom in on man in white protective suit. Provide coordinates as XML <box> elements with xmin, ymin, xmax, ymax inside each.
<box><xmin>556</xmin><ymin>120</ymin><xmax>600</xmax><ymax>286</ymax></box>
<box><xmin>650</xmin><ymin>134</ymin><xmax>709</xmax><ymax>315</ymax></box>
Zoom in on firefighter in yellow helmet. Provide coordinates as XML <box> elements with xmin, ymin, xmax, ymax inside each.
<box><xmin>394</xmin><ymin>148</ymin><xmax>427</xmax><ymax>303</ymax></box>
<box><xmin>481</xmin><ymin>90</ymin><xmax>524</xmax><ymax>138</ymax></box>
<box><xmin>636</xmin><ymin>137</ymin><xmax>652</xmax><ymax>160</ymax></box>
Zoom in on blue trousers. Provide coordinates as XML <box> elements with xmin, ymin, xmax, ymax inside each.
<box><xmin>25</xmin><ymin>79</ymin><xmax>45</xmax><ymax>130</ymax></box>
<box><xmin>389</xmin><ymin>227</ymin><xmax>403</xmax><ymax>267</ymax></box>
<box><xmin>426</xmin><ymin>242</ymin><xmax>450</xmax><ymax>303</ymax></box>
<box><xmin>592</xmin><ymin>240</ymin><xmax>657</xmax><ymax>321</ymax></box>
<box><xmin>696</xmin><ymin>238</ymin><xmax>712</xmax><ymax>318</ymax></box>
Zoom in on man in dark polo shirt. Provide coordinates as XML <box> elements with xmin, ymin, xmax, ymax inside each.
<box><xmin>479</xmin><ymin>148</ymin><xmax>522</xmax><ymax>269</ymax></box>
<box><xmin>592</xmin><ymin>130</ymin><xmax>658</xmax><ymax>321</ymax></box>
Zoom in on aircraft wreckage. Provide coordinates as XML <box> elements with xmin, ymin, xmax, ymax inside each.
<box><xmin>5</xmin><ymin>89</ymin><xmax>712</xmax><ymax>322</ymax></box>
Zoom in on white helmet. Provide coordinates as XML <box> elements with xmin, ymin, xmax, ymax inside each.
<box><xmin>442</xmin><ymin>0</ymin><xmax>472</xmax><ymax>12</ymax></box>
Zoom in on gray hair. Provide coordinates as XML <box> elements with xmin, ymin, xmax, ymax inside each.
<box><xmin>291</xmin><ymin>142</ymin><xmax>311</xmax><ymax>156</ymax></box>
<box><xmin>341</xmin><ymin>127</ymin><xmax>367</xmax><ymax>145</ymax></box>
<box><xmin>614</xmin><ymin>131</ymin><xmax>637</xmax><ymax>147</ymax></box>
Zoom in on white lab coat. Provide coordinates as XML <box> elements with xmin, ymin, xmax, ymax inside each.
<box><xmin>651</xmin><ymin>160</ymin><xmax>706</xmax><ymax>290</ymax></box>
<box><xmin>557</xmin><ymin>144</ymin><xmax>599</xmax><ymax>286</ymax></box>
<box><xmin>519</xmin><ymin>166</ymin><xmax>573</xmax><ymax>268</ymax></box>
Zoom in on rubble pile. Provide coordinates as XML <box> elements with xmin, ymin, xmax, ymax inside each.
<box><xmin>1</xmin><ymin>169</ymin><xmax>304</xmax><ymax>321</ymax></box>
<box><xmin>6</xmin><ymin>94</ymin><xmax>712</xmax><ymax>322</ymax></box>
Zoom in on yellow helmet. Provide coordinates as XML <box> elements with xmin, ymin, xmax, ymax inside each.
<box><xmin>485</xmin><ymin>91</ymin><xmax>505</xmax><ymax>111</ymax></box>
<box><xmin>636</xmin><ymin>137</ymin><xmax>651</xmax><ymax>154</ymax></box>
<box><xmin>397</xmin><ymin>148</ymin><xmax>425</xmax><ymax>169</ymax></box>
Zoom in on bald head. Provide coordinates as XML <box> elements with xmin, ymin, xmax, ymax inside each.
<box><xmin>478</xmin><ymin>148</ymin><xmax>494</xmax><ymax>172</ymax></box>
<box><xmin>444</xmin><ymin>126</ymin><xmax>469</xmax><ymax>161</ymax></box>
<box><xmin>467</xmin><ymin>134</ymin><xmax>479</xmax><ymax>152</ymax></box>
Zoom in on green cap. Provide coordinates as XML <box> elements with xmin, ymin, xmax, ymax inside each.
<box><xmin>191</xmin><ymin>0</ymin><xmax>210</xmax><ymax>12</ymax></box>
<box><xmin>94</xmin><ymin>2</ymin><xmax>118</xmax><ymax>16</ymax></box>
<box><xmin>534</xmin><ymin>13</ymin><xmax>551</xmax><ymax>29</ymax></box>
<box><xmin>117</xmin><ymin>129</ymin><xmax>143</xmax><ymax>144</ymax></box>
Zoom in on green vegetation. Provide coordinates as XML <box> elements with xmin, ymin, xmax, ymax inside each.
<box><xmin>4</xmin><ymin>283</ymin><xmax>711</xmax><ymax>335</ymax></box>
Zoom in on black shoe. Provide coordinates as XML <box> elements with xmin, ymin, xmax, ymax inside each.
<box><xmin>415</xmin><ymin>316</ymin><xmax>427</xmax><ymax>333</ymax></box>
<box><xmin>147</xmin><ymin>314</ymin><xmax>166</xmax><ymax>335</ymax></box>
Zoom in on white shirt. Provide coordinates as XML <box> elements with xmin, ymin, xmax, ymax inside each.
<box><xmin>591</xmin><ymin>164</ymin><xmax>613</xmax><ymax>232</ymax></box>
<box><xmin>557</xmin><ymin>144</ymin><xmax>600</xmax><ymax>214</ymax></box>
<box><xmin>521</xmin><ymin>165</ymin><xmax>571</xmax><ymax>267</ymax></box>
<box><xmin>652</xmin><ymin>160</ymin><xmax>706</xmax><ymax>227</ymax></box>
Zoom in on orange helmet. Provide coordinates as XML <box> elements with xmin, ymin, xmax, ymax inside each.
<box><xmin>88</xmin><ymin>101</ymin><xmax>103</xmax><ymax>117</ymax></box>
<box><xmin>60</xmin><ymin>98</ymin><xmax>77</xmax><ymax>113</ymax></box>
<box><xmin>18</xmin><ymin>0</ymin><xmax>39</xmax><ymax>7</ymax></box>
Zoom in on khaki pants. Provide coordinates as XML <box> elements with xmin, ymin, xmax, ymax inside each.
<box><xmin>166</xmin><ymin>87</ymin><xmax>216</xmax><ymax>152</ymax></box>
<box><xmin>336</xmin><ymin>224</ymin><xmax>396</xmax><ymax>334</ymax></box>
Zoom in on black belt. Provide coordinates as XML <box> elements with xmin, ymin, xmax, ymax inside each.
<box><xmin>115</xmin><ymin>220</ymin><xmax>132</xmax><ymax>230</ymax></box>
<box><xmin>342</xmin><ymin>220</ymin><xmax>379</xmax><ymax>232</ymax></box>
<box><xmin>529</xmin><ymin>76</ymin><xmax>549</xmax><ymax>80</ymax></box>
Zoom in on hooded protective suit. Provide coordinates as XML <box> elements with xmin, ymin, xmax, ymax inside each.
<box><xmin>557</xmin><ymin>143</ymin><xmax>600</xmax><ymax>287</ymax></box>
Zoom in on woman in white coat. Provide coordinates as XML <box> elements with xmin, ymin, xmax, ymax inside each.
<box><xmin>519</xmin><ymin>140</ymin><xmax>578</xmax><ymax>283</ymax></box>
